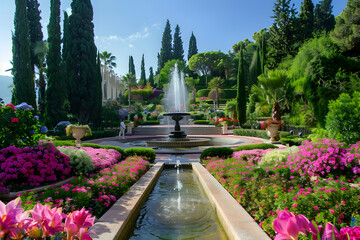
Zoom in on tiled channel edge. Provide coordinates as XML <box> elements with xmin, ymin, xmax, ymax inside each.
<box><xmin>192</xmin><ymin>162</ymin><xmax>271</xmax><ymax>240</ymax></box>
<box><xmin>89</xmin><ymin>162</ymin><xmax>164</xmax><ymax>240</ymax></box>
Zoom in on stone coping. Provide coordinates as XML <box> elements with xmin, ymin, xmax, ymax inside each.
<box><xmin>192</xmin><ymin>162</ymin><xmax>271</xmax><ymax>240</ymax></box>
<box><xmin>89</xmin><ymin>162</ymin><xmax>164</xmax><ymax>240</ymax></box>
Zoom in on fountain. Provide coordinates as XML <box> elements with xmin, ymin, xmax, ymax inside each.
<box><xmin>146</xmin><ymin>63</ymin><xmax>210</xmax><ymax>147</ymax></box>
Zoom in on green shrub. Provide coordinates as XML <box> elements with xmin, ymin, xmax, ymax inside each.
<box><xmin>197</xmin><ymin>89</ymin><xmax>211</xmax><ymax>97</ymax></box>
<box><xmin>124</xmin><ymin>147</ymin><xmax>156</xmax><ymax>163</ymax></box>
<box><xmin>233</xmin><ymin>143</ymin><xmax>278</xmax><ymax>151</ymax></box>
<box><xmin>279</xmin><ymin>136</ymin><xmax>305</xmax><ymax>146</ymax></box>
<box><xmin>194</xmin><ymin>120</ymin><xmax>209</xmax><ymax>125</ymax></box>
<box><xmin>233</xmin><ymin>129</ymin><xmax>269</xmax><ymax>139</ymax></box>
<box><xmin>222</xmin><ymin>89</ymin><xmax>237</xmax><ymax>99</ymax></box>
<box><xmin>260</xmin><ymin>146</ymin><xmax>299</xmax><ymax>165</ymax></box>
<box><xmin>279</xmin><ymin>132</ymin><xmax>291</xmax><ymax>138</ymax></box>
<box><xmin>325</xmin><ymin>91</ymin><xmax>360</xmax><ymax>145</ymax></box>
<box><xmin>308</xmin><ymin>128</ymin><xmax>330</xmax><ymax>142</ymax></box>
<box><xmin>52</xmin><ymin>140</ymin><xmax>76</xmax><ymax>147</ymax></box>
<box><xmin>53</xmin><ymin>130</ymin><xmax>118</xmax><ymax>141</ymax></box>
<box><xmin>194</xmin><ymin>114</ymin><xmax>205</xmax><ymax>120</ymax></box>
<box><xmin>145</xmin><ymin>103</ymin><xmax>156</xmax><ymax>112</ymax></box>
<box><xmin>58</xmin><ymin>147</ymin><xmax>94</xmax><ymax>174</ymax></box>
<box><xmin>200</xmin><ymin>147</ymin><xmax>233</xmax><ymax>160</ymax></box>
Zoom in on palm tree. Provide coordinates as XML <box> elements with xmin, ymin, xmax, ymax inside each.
<box><xmin>122</xmin><ymin>73</ymin><xmax>137</xmax><ymax>107</ymax></box>
<box><xmin>99</xmin><ymin>51</ymin><xmax>117</xmax><ymax>69</ymax></box>
<box><xmin>252</xmin><ymin>70</ymin><xmax>289</xmax><ymax>121</ymax></box>
<box><xmin>208</xmin><ymin>77</ymin><xmax>224</xmax><ymax>109</ymax></box>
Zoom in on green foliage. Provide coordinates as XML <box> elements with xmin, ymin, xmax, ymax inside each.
<box><xmin>193</xmin><ymin>120</ymin><xmax>209</xmax><ymax>125</ymax></box>
<box><xmin>279</xmin><ymin>136</ymin><xmax>306</xmax><ymax>146</ymax></box>
<box><xmin>308</xmin><ymin>128</ymin><xmax>330</xmax><ymax>142</ymax></box>
<box><xmin>200</xmin><ymin>147</ymin><xmax>234</xmax><ymax>160</ymax></box>
<box><xmin>158</xmin><ymin>19</ymin><xmax>173</xmax><ymax>71</ymax></box>
<box><xmin>298</xmin><ymin>0</ymin><xmax>314</xmax><ymax>42</ymax></box>
<box><xmin>314</xmin><ymin>0</ymin><xmax>335</xmax><ymax>33</ymax></box>
<box><xmin>187</xmin><ymin>32</ymin><xmax>198</xmax><ymax>61</ymax></box>
<box><xmin>233</xmin><ymin>143</ymin><xmax>278</xmax><ymax>152</ymax></box>
<box><xmin>122</xmin><ymin>73</ymin><xmax>137</xmax><ymax>106</ymax></box>
<box><xmin>139</xmin><ymin>54</ymin><xmax>146</xmax><ymax>86</ymax></box>
<box><xmin>159</xmin><ymin>60</ymin><xmax>186</xmax><ymax>89</ymax></box>
<box><xmin>99</xmin><ymin>51</ymin><xmax>117</xmax><ymax>69</ymax></box>
<box><xmin>236</xmin><ymin>48</ymin><xmax>247</xmax><ymax>126</ymax></box>
<box><xmin>326</xmin><ymin>92</ymin><xmax>360</xmax><ymax>145</ymax></box>
<box><xmin>58</xmin><ymin>147</ymin><xmax>94</xmax><ymax>174</ymax></box>
<box><xmin>233</xmin><ymin>129</ymin><xmax>269</xmax><ymax>139</ymax></box>
<box><xmin>12</xmin><ymin>0</ymin><xmax>36</xmax><ymax>109</ymax></box>
<box><xmin>332</xmin><ymin>0</ymin><xmax>360</xmax><ymax>56</ymax></box>
<box><xmin>45</xmin><ymin>0</ymin><xmax>67</xmax><ymax>128</ymax></box>
<box><xmin>125</xmin><ymin>88</ymin><xmax>153</xmax><ymax>102</ymax></box>
<box><xmin>197</xmin><ymin>89</ymin><xmax>211</xmax><ymax>97</ymax></box>
<box><xmin>279</xmin><ymin>131</ymin><xmax>291</xmax><ymax>138</ymax></box>
<box><xmin>129</xmin><ymin>55</ymin><xmax>136</xmax><ymax>76</ymax></box>
<box><xmin>27</xmin><ymin>0</ymin><xmax>43</xmax><ymax>74</ymax></box>
<box><xmin>225</xmin><ymin>99</ymin><xmax>237</xmax><ymax>119</ymax></box>
<box><xmin>148</xmin><ymin>67</ymin><xmax>154</xmax><ymax>87</ymax></box>
<box><xmin>124</xmin><ymin>148</ymin><xmax>156</xmax><ymax>163</ymax></box>
<box><xmin>173</xmin><ymin>24</ymin><xmax>184</xmax><ymax>61</ymax></box>
<box><xmin>261</xmin><ymin>146</ymin><xmax>299</xmax><ymax>165</ymax></box>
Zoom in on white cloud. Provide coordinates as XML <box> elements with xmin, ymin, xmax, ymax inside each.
<box><xmin>152</xmin><ymin>23</ymin><xmax>161</xmax><ymax>29</ymax></box>
<box><xmin>0</xmin><ymin>61</ymin><xmax>12</xmax><ymax>76</ymax></box>
<box><xmin>129</xmin><ymin>44</ymin><xmax>134</xmax><ymax>48</ymax></box>
<box><xmin>66</xmin><ymin>7</ymin><xmax>72</xmax><ymax>16</ymax></box>
<box><xmin>98</xmin><ymin>27</ymin><xmax>150</xmax><ymax>44</ymax></box>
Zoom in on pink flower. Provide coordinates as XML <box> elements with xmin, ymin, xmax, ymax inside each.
<box><xmin>314</xmin><ymin>206</ymin><xmax>319</xmax><ymax>210</ymax></box>
<box><xmin>70</xmin><ymin>208</ymin><xmax>95</xmax><ymax>230</ymax></box>
<box><xmin>273</xmin><ymin>210</ymin><xmax>311</xmax><ymax>240</ymax></box>
<box><xmin>11</xmin><ymin>118</ymin><xmax>19</xmax><ymax>123</ymax></box>
<box><xmin>321</xmin><ymin>222</ymin><xmax>339</xmax><ymax>240</ymax></box>
<box><xmin>340</xmin><ymin>226</ymin><xmax>360</xmax><ymax>239</ymax></box>
<box><xmin>0</xmin><ymin>198</ymin><xmax>24</xmax><ymax>236</ymax></box>
<box><xmin>292</xmin><ymin>203</ymin><xmax>298</xmax><ymax>208</ymax></box>
<box><xmin>329</xmin><ymin>209</ymin><xmax>335</xmax><ymax>214</ymax></box>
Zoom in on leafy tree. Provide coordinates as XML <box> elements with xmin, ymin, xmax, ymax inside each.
<box><xmin>12</xmin><ymin>0</ymin><xmax>36</xmax><ymax>108</ymax></box>
<box><xmin>139</xmin><ymin>54</ymin><xmax>146</xmax><ymax>86</ymax></box>
<box><xmin>45</xmin><ymin>0</ymin><xmax>66</xmax><ymax>128</ymax></box>
<box><xmin>232</xmin><ymin>39</ymin><xmax>253</xmax><ymax>54</ymax></box>
<box><xmin>173</xmin><ymin>24</ymin><xmax>184</xmax><ymax>61</ymax></box>
<box><xmin>332</xmin><ymin>0</ymin><xmax>360</xmax><ymax>56</ymax></box>
<box><xmin>148</xmin><ymin>67</ymin><xmax>154</xmax><ymax>87</ymax></box>
<box><xmin>128</xmin><ymin>55</ymin><xmax>136</xmax><ymax>76</ymax></box>
<box><xmin>122</xmin><ymin>73</ymin><xmax>137</xmax><ymax>106</ymax></box>
<box><xmin>314</xmin><ymin>0</ymin><xmax>335</xmax><ymax>33</ymax></box>
<box><xmin>208</xmin><ymin>77</ymin><xmax>224</xmax><ymax>109</ymax></box>
<box><xmin>158</xmin><ymin>19</ymin><xmax>172</xmax><ymax>72</ymax></box>
<box><xmin>185</xmin><ymin>77</ymin><xmax>198</xmax><ymax>104</ymax></box>
<box><xmin>188</xmin><ymin>32</ymin><xmax>198</xmax><ymax>61</ymax></box>
<box><xmin>99</xmin><ymin>51</ymin><xmax>117</xmax><ymax>69</ymax></box>
<box><xmin>236</xmin><ymin>48</ymin><xmax>246</xmax><ymax>126</ymax></box>
<box><xmin>65</xmin><ymin>0</ymin><xmax>98</xmax><ymax>124</ymax></box>
<box><xmin>158</xmin><ymin>60</ymin><xmax>186</xmax><ymax>89</ymax></box>
<box><xmin>299</xmin><ymin>0</ymin><xmax>314</xmax><ymax>42</ymax></box>
<box><xmin>267</xmin><ymin>0</ymin><xmax>298</xmax><ymax>69</ymax></box>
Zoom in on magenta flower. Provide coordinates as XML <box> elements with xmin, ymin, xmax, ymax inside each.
<box><xmin>273</xmin><ymin>210</ymin><xmax>311</xmax><ymax>240</ymax></box>
<box><xmin>70</xmin><ymin>208</ymin><xmax>95</xmax><ymax>230</ymax></box>
<box><xmin>340</xmin><ymin>226</ymin><xmax>360</xmax><ymax>239</ymax></box>
<box><xmin>0</xmin><ymin>198</ymin><xmax>24</xmax><ymax>237</ymax></box>
<box><xmin>321</xmin><ymin>222</ymin><xmax>339</xmax><ymax>240</ymax></box>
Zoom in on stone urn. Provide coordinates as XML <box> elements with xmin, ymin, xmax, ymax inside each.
<box><xmin>71</xmin><ymin>126</ymin><xmax>88</xmax><ymax>147</ymax></box>
<box><xmin>266</xmin><ymin>124</ymin><xmax>281</xmax><ymax>143</ymax></box>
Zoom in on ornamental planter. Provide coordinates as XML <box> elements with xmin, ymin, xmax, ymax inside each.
<box><xmin>72</xmin><ymin>126</ymin><xmax>88</xmax><ymax>147</ymax></box>
<box><xmin>266</xmin><ymin>123</ymin><xmax>281</xmax><ymax>143</ymax></box>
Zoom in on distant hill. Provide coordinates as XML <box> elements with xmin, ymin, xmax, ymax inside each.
<box><xmin>0</xmin><ymin>75</ymin><xmax>13</xmax><ymax>104</ymax></box>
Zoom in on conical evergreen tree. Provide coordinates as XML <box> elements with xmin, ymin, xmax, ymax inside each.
<box><xmin>62</xmin><ymin>11</ymin><xmax>69</xmax><ymax>68</ymax></box>
<box><xmin>92</xmin><ymin>52</ymin><xmax>102</xmax><ymax>128</ymax></box>
<box><xmin>139</xmin><ymin>54</ymin><xmax>146</xmax><ymax>86</ymax></box>
<box><xmin>299</xmin><ymin>0</ymin><xmax>314</xmax><ymax>42</ymax></box>
<box><xmin>158</xmin><ymin>19</ymin><xmax>172</xmax><ymax>71</ymax></box>
<box><xmin>66</xmin><ymin>0</ymin><xmax>98</xmax><ymax>124</ymax></box>
<box><xmin>12</xmin><ymin>0</ymin><xmax>36</xmax><ymax>108</ymax></box>
<box><xmin>45</xmin><ymin>0</ymin><xmax>66</xmax><ymax>128</ymax></box>
<box><xmin>236</xmin><ymin>47</ymin><xmax>247</xmax><ymax>126</ymax></box>
<box><xmin>173</xmin><ymin>24</ymin><xmax>184</xmax><ymax>61</ymax></box>
<box><xmin>314</xmin><ymin>0</ymin><xmax>335</xmax><ymax>33</ymax></box>
<box><xmin>129</xmin><ymin>56</ymin><xmax>136</xmax><ymax>76</ymax></box>
<box><xmin>149</xmin><ymin>67</ymin><xmax>154</xmax><ymax>87</ymax></box>
<box><xmin>187</xmin><ymin>32</ymin><xmax>198</xmax><ymax>61</ymax></box>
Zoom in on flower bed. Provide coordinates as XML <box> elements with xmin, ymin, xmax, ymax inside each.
<box><xmin>205</xmin><ymin>139</ymin><xmax>360</xmax><ymax>238</ymax></box>
<box><xmin>19</xmin><ymin>156</ymin><xmax>151</xmax><ymax>218</ymax></box>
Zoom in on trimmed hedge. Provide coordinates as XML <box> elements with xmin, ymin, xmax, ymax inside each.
<box><xmin>124</xmin><ymin>147</ymin><xmax>156</xmax><ymax>163</ymax></box>
<box><xmin>233</xmin><ymin>129</ymin><xmax>269</xmax><ymax>139</ymax></box>
<box><xmin>194</xmin><ymin>114</ymin><xmax>205</xmax><ymax>120</ymax></box>
<box><xmin>222</xmin><ymin>89</ymin><xmax>237</xmax><ymax>99</ymax></box>
<box><xmin>53</xmin><ymin>130</ymin><xmax>119</xmax><ymax>141</ymax></box>
<box><xmin>279</xmin><ymin>136</ymin><xmax>305</xmax><ymax>146</ymax></box>
<box><xmin>233</xmin><ymin>143</ymin><xmax>278</xmax><ymax>152</ymax></box>
<box><xmin>194</xmin><ymin>120</ymin><xmax>209</xmax><ymax>125</ymax></box>
<box><xmin>200</xmin><ymin>147</ymin><xmax>233</xmax><ymax>160</ymax></box>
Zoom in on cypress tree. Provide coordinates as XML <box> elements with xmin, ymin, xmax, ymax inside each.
<box><xmin>149</xmin><ymin>67</ymin><xmax>154</xmax><ymax>87</ymax></box>
<box><xmin>299</xmin><ymin>0</ymin><xmax>314</xmax><ymax>42</ymax></box>
<box><xmin>236</xmin><ymin>47</ymin><xmax>247</xmax><ymax>126</ymax></box>
<box><xmin>66</xmin><ymin>0</ymin><xmax>98</xmax><ymax>124</ymax></box>
<box><xmin>140</xmin><ymin>54</ymin><xmax>146</xmax><ymax>86</ymax></box>
<box><xmin>158</xmin><ymin>19</ymin><xmax>172</xmax><ymax>71</ymax></box>
<box><xmin>12</xmin><ymin>0</ymin><xmax>36</xmax><ymax>108</ymax></box>
<box><xmin>173</xmin><ymin>24</ymin><xmax>184</xmax><ymax>61</ymax></box>
<box><xmin>92</xmin><ymin>52</ymin><xmax>102</xmax><ymax>128</ymax></box>
<box><xmin>62</xmin><ymin>11</ymin><xmax>69</xmax><ymax>67</ymax></box>
<box><xmin>188</xmin><ymin>32</ymin><xmax>198</xmax><ymax>61</ymax></box>
<box><xmin>314</xmin><ymin>0</ymin><xmax>335</xmax><ymax>33</ymax></box>
<box><xmin>129</xmin><ymin>55</ymin><xmax>136</xmax><ymax>76</ymax></box>
<box><xmin>45</xmin><ymin>0</ymin><xmax>66</xmax><ymax>128</ymax></box>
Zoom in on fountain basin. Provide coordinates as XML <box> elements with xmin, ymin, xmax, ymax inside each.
<box><xmin>146</xmin><ymin>137</ymin><xmax>210</xmax><ymax>147</ymax></box>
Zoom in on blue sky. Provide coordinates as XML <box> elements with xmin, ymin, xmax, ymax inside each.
<box><xmin>0</xmin><ymin>0</ymin><xmax>348</xmax><ymax>78</ymax></box>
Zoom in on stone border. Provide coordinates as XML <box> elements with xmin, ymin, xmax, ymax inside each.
<box><xmin>192</xmin><ymin>163</ymin><xmax>271</xmax><ymax>240</ymax></box>
<box><xmin>89</xmin><ymin>162</ymin><xmax>164</xmax><ymax>239</ymax></box>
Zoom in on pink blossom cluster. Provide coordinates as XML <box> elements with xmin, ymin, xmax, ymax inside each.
<box><xmin>233</xmin><ymin>149</ymin><xmax>273</xmax><ymax>163</ymax></box>
<box><xmin>61</xmin><ymin>146</ymin><xmax>121</xmax><ymax>169</ymax></box>
<box><xmin>0</xmin><ymin>142</ymin><xmax>71</xmax><ymax>193</ymax></box>
<box><xmin>287</xmin><ymin>139</ymin><xmax>357</xmax><ymax>177</ymax></box>
<box><xmin>0</xmin><ymin>198</ymin><xmax>95</xmax><ymax>240</ymax></box>
<box><xmin>273</xmin><ymin>210</ymin><xmax>360</xmax><ymax>240</ymax></box>
<box><xmin>346</xmin><ymin>141</ymin><xmax>360</xmax><ymax>174</ymax></box>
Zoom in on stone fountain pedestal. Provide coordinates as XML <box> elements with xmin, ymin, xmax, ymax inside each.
<box><xmin>164</xmin><ymin>112</ymin><xmax>191</xmax><ymax>139</ymax></box>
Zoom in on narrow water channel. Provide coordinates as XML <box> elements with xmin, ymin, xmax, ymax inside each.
<box><xmin>129</xmin><ymin>167</ymin><xmax>228</xmax><ymax>240</ymax></box>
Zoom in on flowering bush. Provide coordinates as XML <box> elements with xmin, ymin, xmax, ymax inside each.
<box><xmin>260</xmin><ymin>146</ymin><xmax>298</xmax><ymax>165</ymax></box>
<box><xmin>58</xmin><ymin>147</ymin><xmax>95</xmax><ymax>174</ymax></box>
<box><xmin>0</xmin><ymin>100</ymin><xmax>44</xmax><ymax>148</ymax></box>
<box><xmin>0</xmin><ymin>198</ymin><xmax>95</xmax><ymax>240</ymax></box>
<box><xmin>214</xmin><ymin>117</ymin><xmax>239</xmax><ymax>127</ymax></box>
<box><xmin>59</xmin><ymin>146</ymin><xmax>121</xmax><ymax>169</ymax></box>
<box><xmin>260</xmin><ymin>119</ymin><xmax>282</xmax><ymax>130</ymax></box>
<box><xmin>0</xmin><ymin>142</ymin><xmax>71</xmax><ymax>193</ymax></box>
<box><xmin>20</xmin><ymin>156</ymin><xmax>150</xmax><ymax>218</ymax></box>
<box><xmin>233</xmin><ymin>148</ymin><xmax>272</xmax><ymax>164</ymax></box>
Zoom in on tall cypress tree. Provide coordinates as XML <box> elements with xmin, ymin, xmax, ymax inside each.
<box><xmin>139</xmin><ymin>54</ymin><xmax>146</xmax><ymax>86</ymax></box>
<box><xmin>188</xmin><ymin>32</ymin><xmax>198</xmax><ymax>61</ymax></box>
<box><xmin>128</xmin><ymin>56</ymin><xmax>136</xmax><ymax>76</ymax></box>
<box><xmin>173</xmin><ymin>24</ymin><xmax>184</xmax><ymax>61</ymax></box>
<box><xmin>299</xmin><ymin>0</ymin><xmax>314</xmax><ymax>42</ymax></box>
<box><xmin>12</xmin><ymin>0</ymin><xmax>36</xmax><ymax>108</ymax></box>
<box><xmin>66</xmin><ymin>0</ymin><xmax>98</xmax><ymax>124</ymax></box>
<box><xmin>314</xmin><ymin>0</ymin><xmax>335</xmax><ymax>33</ymax></box>
<box><xmin>92</xmin><ymin>52</ymin><xmax>102</xmax><ymax>128</ymax></box>
<box><xmin>45</xmin><ymin>0</ymin><xmax>66</xmax><ymax>128</ymax></box>
<box><xmin>158</xmin><ymin>19</ymin><xmax>172</xmax><ymax>71</ymax></box>
<box><xmin>62</xmin><ymin>11</ymin><xmax>69</xmax><ymax>68</ymax></box>
<box><xmin>149</xmin><ymin>67</ymin><xmax>154</xmax><ymax>87</ymax></box>
<box><xmin>236</xmin><ymin>47</ymin><xmax>246</xmax><ymax>126</ymax></box>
